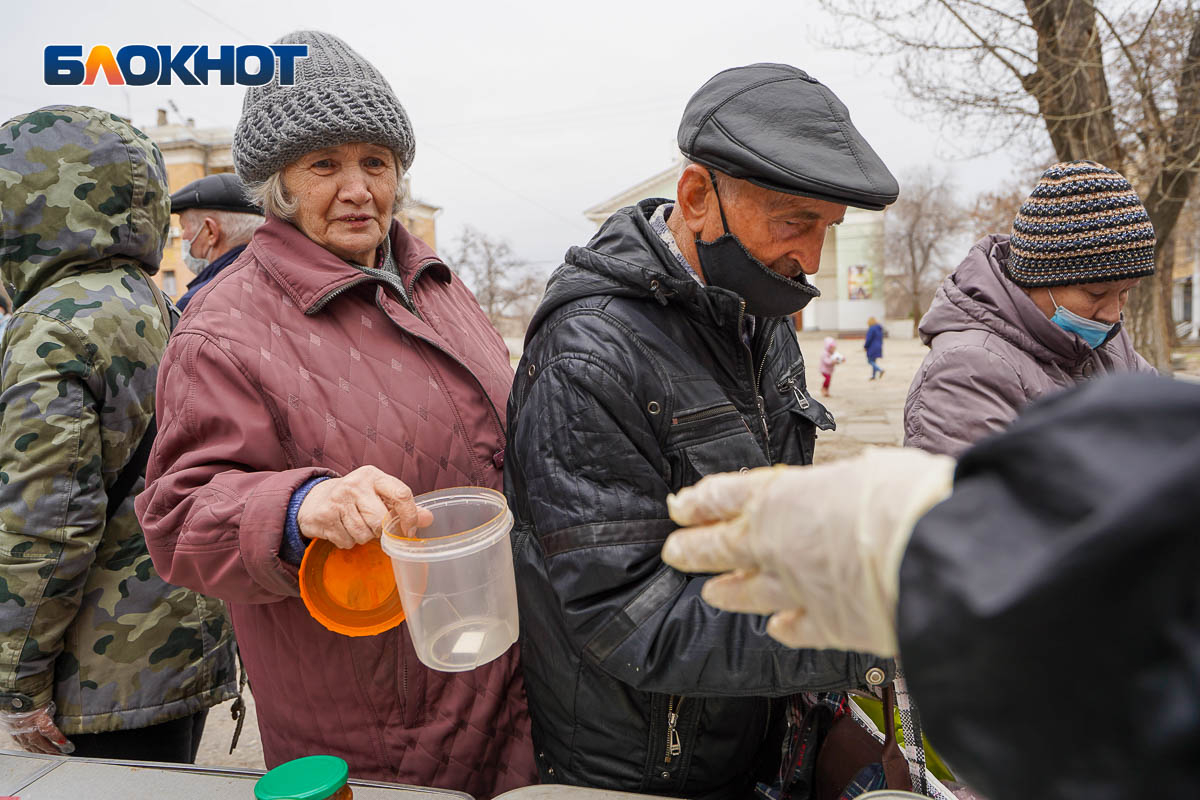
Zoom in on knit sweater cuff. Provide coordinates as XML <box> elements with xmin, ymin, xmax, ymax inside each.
<box><xmin>281</xmin><ymin>477</ymin><xmax>329</xmax><ymax>566</ymax></box>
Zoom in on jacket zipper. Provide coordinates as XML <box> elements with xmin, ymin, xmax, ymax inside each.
<box><xmin>665</xmin><ymin>696</ymin><xmax>684</xmax><ymax>764</ymax></box>
<box><xmin>671</xmin><ymin>403</ymin><xmax>738</xmax><ymax>426</ymax></box>
<box><xmin>308</xmin><ymin>257</ymin><xmax>435</xmax><ymax>318</ymax></box>
<box><xmin>308</xmin><ymin>276</ymin><xmax>373</xmax><ymax>315</ymax></box>
<box><xmin>780</xmin><ymin>374</ymin><xmax>811</xmax><ymax>411</ymax></box>
<box><xmin>777</xmin><ymin>364</ymin><xmax>816</xmax><ymax>412</ymax></box>
<box><xmin>740</xmin><ymin>305</ymin><xmax>776</xmax><ymax>462</ymax></box>
<box><xmin>407</xmin><ymin>259</ymin><xmax>441</xmax><ymax>311</ymax></box>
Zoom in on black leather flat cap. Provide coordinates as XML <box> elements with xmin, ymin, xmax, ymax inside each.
<box><xmin>170</xmin><ymin>172</ymin><xmax>263</xmax><ymax>215</ymax></box>
<box><xmin>678</xmin><ymin>63</ymin><xmax>899</xmax><ymax>210</ymax></box>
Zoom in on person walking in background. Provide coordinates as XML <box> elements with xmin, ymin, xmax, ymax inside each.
<box><xmin>904</xmin><ymin>161</ymin><xmax>1156</xmax><ymax>457</ymax></box>
<box><xmin>0</xmin><ymin>106</ymin><xmax>236</xmax><ymax>762</ymax></box>
<box><xmin>818</xmin><ymin>336</ymin><xmax>845</xmax><ymax>397</ymax></box>
<box><xmin>170</xmin><ymin>173</ymin><xmax>264</xmax><ymax>311</ymax></box>
<box><xmin>865</xmin><ymin>316</ymin><xmax>885</xmax><ymax>379</ymax></box>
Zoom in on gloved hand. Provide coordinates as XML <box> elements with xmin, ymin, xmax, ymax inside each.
<box><xmin>662</xmin><ymin>447</ymin><xmax>955</xmax><ymax>657</ymax></box>
<box><xmin>0</xmin><ymin>701</ymin><xmax>75</xmax><ymax>754</ymax></box>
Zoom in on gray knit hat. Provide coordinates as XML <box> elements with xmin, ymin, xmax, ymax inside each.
<box><xmin>233</xmin><ymin>30</ymin><xmax>415</xmax><ymax>184</ymax></box>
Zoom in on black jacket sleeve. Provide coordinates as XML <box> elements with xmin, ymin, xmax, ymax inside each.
<box><xmin>897</xmin><ymin>373</ymin><xmax>1200</xmax><ymax>800</ymax></box>
<box><xmin>511</xmin><ymin>318</ymin><xmax>886</xmax><ymax>698</ymax></box>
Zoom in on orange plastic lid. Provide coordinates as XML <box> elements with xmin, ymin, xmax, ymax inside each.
<box><xmin>299</xmin><ymin>538</ymin><xmax>405</xmax><ymax>637</ymax></box>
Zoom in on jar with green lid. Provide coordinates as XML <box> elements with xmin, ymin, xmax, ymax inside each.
<box><xmin>254</xmin><ymin>754</ymin><xmax>353</xmax><ymax>800</ymax></box>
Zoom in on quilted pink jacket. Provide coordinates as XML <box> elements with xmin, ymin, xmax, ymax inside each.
<box><xmin>136</xmin><ymin>217</ymin><xmax>536</xmax><ymax>797</ymax></box>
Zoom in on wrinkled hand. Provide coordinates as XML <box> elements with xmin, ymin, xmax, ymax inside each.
<box><xmin>0</xmin><ymin>701</ymin><xmax>74</xmax><ymax>755</ymax></box>
<box><xmin>662</xmin><ymin>448</ymin><xmax>955</xmax><ymax>657</ymax></box>
<box><xmin>298</xmin><ymin>466</ymin><xmax>433</xmax><ymax>549</ymax></box>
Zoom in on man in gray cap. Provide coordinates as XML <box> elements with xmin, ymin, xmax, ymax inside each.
<box><xmin>169</xmin><ymin>172</ymin><xmax>263</xmax><ymax>310</ymax></box>
<box><xmin>503</xmin><ymin>64</ymin><xmax>899</xmax><ymax>798</ymax></box>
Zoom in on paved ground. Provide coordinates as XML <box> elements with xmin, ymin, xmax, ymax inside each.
<box><xmin>196</xmin><ymin>691</ymin><xmax>265</xmax><ymax>769</ymax></box>
<box><xmin>797</xmin><ymin>327</ymin><xmax>927</xmax><ymax>463</ymax></box>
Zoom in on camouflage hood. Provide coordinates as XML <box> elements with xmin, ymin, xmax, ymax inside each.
<box><xmin>0</xmin><ymin>106</ymin><xmax>170</xmax><ymax>309</ymax></box>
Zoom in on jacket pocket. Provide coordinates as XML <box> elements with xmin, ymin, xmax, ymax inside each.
<box><xmin>679</xmin><ymin>430</ymin><xmax>770</xmax><ymax>487</ymax></box>
<box><xmin>668</xmin><ymin>402</ymin><xmax>745</xmax><ymax>448</ymax></box>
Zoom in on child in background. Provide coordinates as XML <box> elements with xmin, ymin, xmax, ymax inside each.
<box><xmin>865</xmin><ymin>316</ymin><xmax>885</xmax><ymax>380</ymax></box>
<box><xmin>819</xmin><ymin>336</ymin><xmax>845</xmax><ymax>397</ymax></box>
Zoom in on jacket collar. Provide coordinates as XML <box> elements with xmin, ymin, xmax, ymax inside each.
<box><xmin>921</xmin><ymin>234</ymin><xmax>1097</xmax><ymax>368</ymax></box>
<box><xmin>528</xmin><ymin>199</ymin><xmax>743</xmax><ymax>344</ymax></box>
<box><xmin>248</xmin><ymin>216</ymin><xmax>451</xmax><ymax>314</ymax></box>
<box><xmin>185</xmin><ymin>244</ymin><xmax>246</xmax><ymax>292</ymax></box>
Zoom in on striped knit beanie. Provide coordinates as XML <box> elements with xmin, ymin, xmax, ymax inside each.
<box><xmin>1006</xmin><ymin>161</ymin><xmax>1156</xmax><ymax>288</ymax></box>
<box><xmin>234</xmin><ymin>31</ymin><xmax>415</xmax><ymax>184</ymax></box>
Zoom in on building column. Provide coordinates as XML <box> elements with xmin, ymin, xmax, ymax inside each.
<box><xmin>1192</xmin><ymin>260</ymin><xmax>1200</xmax><ymax>341</ymax></box>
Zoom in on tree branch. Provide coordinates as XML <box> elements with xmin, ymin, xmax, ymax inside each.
<box><xmin>935</xmin><ymin>0</ymin><xmax>1033</xmax><ymax>83</ymax></box>
<box><xmin>1095</xmin><ymin>1</ymin><xmax>1168</xmax><ymax>143</ymax></box>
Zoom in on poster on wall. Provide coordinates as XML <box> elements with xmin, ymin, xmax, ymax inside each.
<box><xmin>848</xmin><ymin>264</ymin><xmax>874</xmax><ymax>300</ymax></box>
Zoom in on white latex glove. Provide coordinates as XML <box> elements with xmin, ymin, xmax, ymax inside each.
<box><xmin>0</xmin><ymin>701</ymin><xmax>74</xmax><ymax>754</ymax></box>
<box><xmin>662</xmin><ymin>447</ymin><xmax>955</xmax><ymax>657</ymax></box>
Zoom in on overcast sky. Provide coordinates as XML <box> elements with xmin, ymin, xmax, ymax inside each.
<box><xmin>1</xmin><ymin>0</ymin><xmax>1026</xmax><ymax>272</ymax></box>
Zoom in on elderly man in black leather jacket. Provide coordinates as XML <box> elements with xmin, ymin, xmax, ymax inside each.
<box><xmin>505</xmin><ymin>64</ymin><xmax>900</xmax><ymax>799</ymax></box>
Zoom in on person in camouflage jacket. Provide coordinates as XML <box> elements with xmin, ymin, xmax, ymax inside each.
<box><xmin>0</xmin><ymin>106</ymin><xmax>237</xmax><ymax>760</ymax></box>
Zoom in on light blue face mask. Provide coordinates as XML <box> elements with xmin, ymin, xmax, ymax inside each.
<box><xmin>1048</xmin><ymin>289</ymin><xmax>1117</xmax><ymax>349</ymax></box>
<box><xmin>180</xmin><ymin>230</ymin><xmax>210</xmax><ymax>276</ymax></box>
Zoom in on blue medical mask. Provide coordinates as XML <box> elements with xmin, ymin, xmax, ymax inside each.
<box><xmin>1048</xmin><ymin>289</ymin><xmax>1118</xmax><ymax>349</ymax></box>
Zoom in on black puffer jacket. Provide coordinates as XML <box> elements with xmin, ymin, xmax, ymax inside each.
<box><xmin>505</xmin><ymin>199</ymin><xmax>892</xmax><ymax>799</ymax></box>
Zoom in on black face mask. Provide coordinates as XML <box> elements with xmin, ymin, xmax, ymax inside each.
<box><xmin>694</xmin><ymin>173</ymin><xmax>821</xmax><ymax>317</ymax></box>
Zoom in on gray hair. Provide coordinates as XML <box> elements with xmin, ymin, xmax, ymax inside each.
<box><xmin>681</xmin><ymin>158</ymin><xmax>744</xmax><ymax>201</ymax></box>
<box><xmin>208</xmin><ymin>209</ymin><xmax>265</xmax><ymax>247</ymax></box>
<box><xmin>244</xmin><ymin>154</ymin><xmax>408</xmax><ymax>221</ymax></box>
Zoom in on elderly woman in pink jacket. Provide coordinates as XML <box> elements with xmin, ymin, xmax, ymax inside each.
<box><xmin>904</xmin><ymin>161</ymin><xmax>1157</xmax><ymax>457</ymax></box>
<box><xmin>136</xmin><ymin>31</ymin><xmax>535</xmax><ymax>798</ymax></box>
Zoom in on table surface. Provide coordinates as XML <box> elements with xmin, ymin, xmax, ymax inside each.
<box><xmin>0</xmin><ymin>750</ymin><xmax>679</xmax><ymax>799</ymax></box>
<box><xmin>0</xmin><ymin>750</ymin><xmax>471</xmax><ymax>799</ymax></box>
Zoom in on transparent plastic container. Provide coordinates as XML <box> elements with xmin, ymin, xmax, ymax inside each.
<box><xmin>380</xmin><ymin>487</ymin><xmax>519</xmax><ymax>672</ymax></box>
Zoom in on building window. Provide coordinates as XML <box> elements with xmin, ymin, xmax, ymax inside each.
<box><xmin>162</xmin><ymin>271</ymin><xmax>177</xmax><ymax>296</ymax></box>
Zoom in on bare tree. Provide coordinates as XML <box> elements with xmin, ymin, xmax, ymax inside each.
<box><xmin>885</xmin><ymin>169</ymin><xmax>970</xmax><ymax>337</ymax></box>
<box><xmin>964</xmin><ymin>168</ymin><xmax>1046</xmax><ymax>241</ymax></box>
<box><xmin>447</xmin><ymin>226</ymin><xmax>546</xmax><ymax>334</ymax></box>
<box><xmin>819</xmin><ymin>0</ymin><xmax>1200</xmax><ymax>370</ymax></box>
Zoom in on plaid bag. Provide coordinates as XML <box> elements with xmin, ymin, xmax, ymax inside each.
<box><xmin>755</xmin><ymin>670</ymin><xmax>958</xmax><ymax>800</ymax></box>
